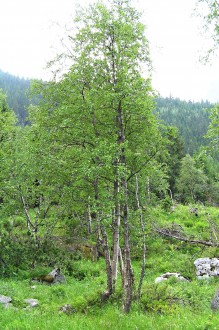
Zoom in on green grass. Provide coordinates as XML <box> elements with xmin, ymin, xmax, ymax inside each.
<box><xmin>0</xmin><ymin>267</ymin><xmax>218</xmax><ymax>329</ymax></box>
<box><xmin>0</xmin><ymin>299</ymin><xmax>218</xmax><ymax>330</ymax></box>
<box><xmin>1</xmin><ymin>204</ymin><xmax>219</xmax><ymax>329</ymax></box>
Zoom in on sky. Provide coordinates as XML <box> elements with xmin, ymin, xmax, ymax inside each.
<box><xmin>0</xmin><ymin>0</ymin><xmax>218</xmax><ymax>103</ymax></box>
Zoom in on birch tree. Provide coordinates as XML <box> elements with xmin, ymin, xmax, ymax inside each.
<box><xmin>30</xmin><ymin>0</ymin><xmax>163</xmax><ymax>312</ymax></box>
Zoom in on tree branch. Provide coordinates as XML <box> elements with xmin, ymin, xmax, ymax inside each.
<box><xmin>153</xmin><ymin>223</ymin><xmax>219</xmax><ymax>247</ymax></box>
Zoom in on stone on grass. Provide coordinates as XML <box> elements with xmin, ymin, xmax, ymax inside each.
<box><xmin>155</xmin><ymin>272</ymin><xmax>188</xmax><ymax>283</ymax></box>
<box><xmin>49</xmin><ymin>268</ymin><xmax>66</xmax><ymax>284</ymax></box>
<box><xmin>24</xmin><ymin>298</ymin><xmax>39</xmax><ymax>308</ymax></box>
<box><xmin>0</xmin><ymin>295</ymin><xmax>12</xmax><ymax>308</ymax></box>
<box><xmin>31</xmin><ymin>268</ymin><xmax>66</xmax><ymax>285</ymax></box>
<box><xmin>211</xmin><ymin>290</ymin><xmax>219</xmax><ymax>311</ymax></box>
<box><xmin>59</xmin><ymin>304</ymin><xmax>75</xmax><ymax>315</ymax></box>
<box><xmin>194</xmin><ymin>258</ymin><xmax>219</xmax><ymax>278</ymax></box>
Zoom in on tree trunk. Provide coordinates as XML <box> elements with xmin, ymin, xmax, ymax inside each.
<box><xmin>147</xmin><ymin>177</ymin><xmax>150</xmax><ymax>202</ymax></box>
<box><xmin>118</xmin><ymin>246</ymin><xmax>124</xmax><ymax>285</ymax></box>
<box><xmin>135</xmin><ymin>175</ymin><xmax>146</xmax><ymax>300</ymax></box>
<box><xmin>20</xmin><ymin>194</ymin><xmax>41</xmax><ymax>248</ymax></box>
<box><xmin>115</xmin><ymin>99</ymin><xmax>134</xmax><ymax>313</ymax></box>
<box><xmin>122</xmin><ymin>178</ymin><xmax>134</xmax><ymax>313</ymax></box>
<box><xmin>111</xmin><ymin>173</ymin><xmax>121</xmax><ymax>287</ymax></box>
<box><xmin>100</xmin><ymin>222</ymin><xmax>113</xmax><ymax>300</ymax></box>
<box><xmin>87</xmin><ymin>196</ymin><xmax>92</xmax><ymax>235</ymax></box>
<box><xmin>93</xmin><ymin>177</ymin><xmax>113</xmax><ymax>300</ymax></box>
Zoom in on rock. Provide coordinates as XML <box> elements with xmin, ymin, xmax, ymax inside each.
<box><xmin>59</xmin><ymin>304</ymin><xmax>75</xmax><ymax>315</ymax></box>
<box><xmin>197</xmin><ymin>275</ymin><xmax>210</xmax><ymax>280</ymax></box>
<box><xmin>53</xmin><ymin>273</ymin><xmax>66</xmax><ymax>284</ymax></box>
<box><xmin>49</xmin><ymin>268</ymin><xmax>66</xmax><ymax>284</ymax></box>
<box><xmin>155</xmin><ymin>272</ymin><xmax>188</xmax><ymax>283</ymax></box>
<box><xmin>49</xmin><ymin>268</ymin><xmax>60</xmax><ymax>278</ymax></box>
<box><xmin>0</xmin><ymin>295</ymin><xmax>12</xmax><ymax>308</ymax></box>
<box><xmin>31</xmin><ymin>268</ymin><xmax>66</xmax><ymax>285</ymax></box>
<box><xmin>24</xmin><ymin>298</ymin><xmax>39</xmax><ymax>308</ymax></box>
<box><xmin>194</xmin><ymin>258</ymin><xmax>219</xmax><ymax>278</ymax></box>
<box><xmin>211</xmin><ymin>290</ymin><xmax>219</xmax><ymax>311</ymax></box>
<box><xmin>0</xmin><ymin>295</ymin><xmax>12</xmax><ymax>304</ymax></box>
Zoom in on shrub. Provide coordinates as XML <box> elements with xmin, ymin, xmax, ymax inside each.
<box><xmin>140</xmin><ymin>283</ymin><xmax>180</xmax><ymax>314</ymax></box>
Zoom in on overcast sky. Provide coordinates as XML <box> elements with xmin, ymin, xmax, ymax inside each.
<box><xmin>0</xmin><ymin>0</ymin><xmax>218</xmax><ymax>102</ymax></box>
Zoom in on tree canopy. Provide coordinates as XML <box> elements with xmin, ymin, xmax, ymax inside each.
<box><xmin>197</xmin><ymin>0</ymin><xmax>219</xmax><ymax>60</ymax></box>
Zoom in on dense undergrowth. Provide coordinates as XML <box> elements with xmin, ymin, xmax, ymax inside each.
<box><xmin>1</xmin><ymin>204</ymin><xmax>219</xmax><ymax>329</ymax></box>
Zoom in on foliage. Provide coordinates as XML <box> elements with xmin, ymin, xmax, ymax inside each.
<box><xmin>195</xmin><ymin>150</ymin><xmax>219</xmax><ymax>205</ymax></box>
<box><xmin>205</xmin><ymin>105</ymin><xmax>219</xmax><ymax>151</ymax></box>
<box><xmin>176</xmin><ymin>154</ymin><xmax>209</xmax><ymax>203</ymax></box>
<box><xmin>161</xmin><ymin>196</ymin><xmax>173</xmax><ymax>211</ymax></box>
<box><xmin>197</xmin><ymin>0</ymin><xmax>219</xmax><ymax>61</ymax></box>
<box><xmin>0</xmin><ymin>70</ymin><xmax>31</xmax><ymax>124</ymax></box>
<box><xmin>156</xmin><ymin>97</ymin><xmax>213</xmax><ymax>155</ymax></box>
<box><xmin>157</xmin><ymin>126</ymin><xmax>185</xmax><ymax>194</ymax></box>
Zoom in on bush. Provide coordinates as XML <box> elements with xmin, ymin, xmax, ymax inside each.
<box><xmin>161</xmin><ymin>196</ymin><xmax>173</xmax><ymax>212</ymax></box>
<box><xmin>140</xmin><ymin>283</ymin><xmax>180</xmax><ymax>314</ymax></box>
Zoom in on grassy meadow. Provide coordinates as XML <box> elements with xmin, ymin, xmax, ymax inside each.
<box><xmin>1</xmin><ymin>204</ymin><xmax>219</xmax><ymax>329</ymax></box>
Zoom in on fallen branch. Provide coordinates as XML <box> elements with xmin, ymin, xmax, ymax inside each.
<box><xmin>153</xmin><ymin>223</ymin><xmax>219</xmax><ymax>247</ymax></box>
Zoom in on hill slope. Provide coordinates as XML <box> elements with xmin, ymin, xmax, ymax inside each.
<box><xmin>0</xmin><ymin>70</ymin><xmax>31</xmax><ymax>125</ymax></box>
<box><xmin>155</xmin><ymin>97</ymin><xmax>213</xmax><ymax>154</ymax></box>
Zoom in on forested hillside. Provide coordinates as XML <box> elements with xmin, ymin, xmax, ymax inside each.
<box><xmin>0</xmin><ymin>70</ymin><xmax>30</xmax><ymax>125</ymax></box>
<box><xmin>156</xmin><ymin>97</ymin><xmax>213</xmax><ymax>154</ymax></box>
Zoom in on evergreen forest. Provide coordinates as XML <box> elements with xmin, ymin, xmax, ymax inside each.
<box><xmin>0</xmin><ymin>70</ymin><xmax>31</xmax><ymax>125</ymax></box>
<box><xmin>0</xmin><ymin>0</ymin><xmax>219</xmax><ymax>328</ymax></box>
